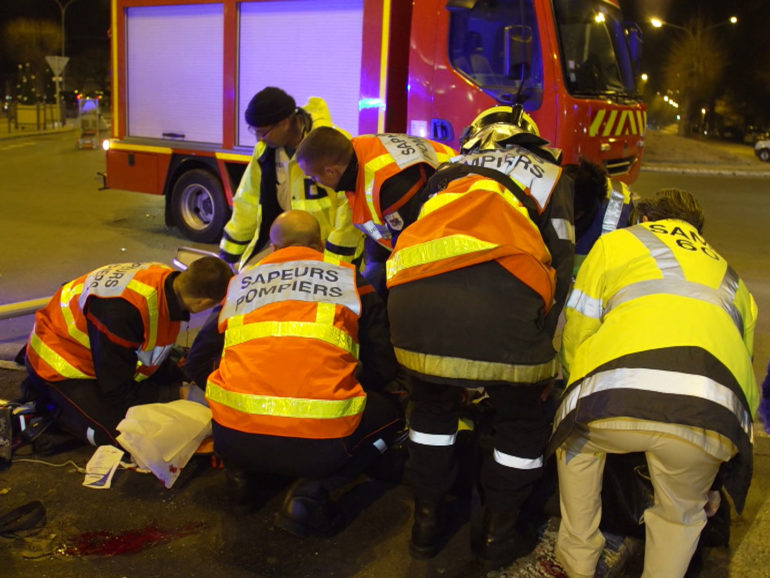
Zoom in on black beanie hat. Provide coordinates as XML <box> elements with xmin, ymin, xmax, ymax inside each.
<box><xmin>245</xmin><ymin>87</ymin><xmax>296</xmax><ymax>128</ymax></box>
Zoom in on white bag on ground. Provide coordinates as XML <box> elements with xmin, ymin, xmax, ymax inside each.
<box><xmin>116</xmin><ymin>400</ymin><xmax>212</xmax><ymax>488</ymax></box>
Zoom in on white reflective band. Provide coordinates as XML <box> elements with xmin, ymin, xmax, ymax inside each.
<box><xmin>409</xmin><ymin>429</ymin><xmax>457</xmax><ymax>447</ymax></box>
<box><xmin>551</xmin><ymin>218</ymin><xmax>575</xmax><ymax>242</ymax></box>
<box><xmin>566</xmin><ymin>288</ymin><xmax>603</xmax><ymax>320</ymax></box>
<box><xmin>373</xmin><ymin>438</ymin><xmax>387</xmax><ymax>454</ymax></box>
<box><xmin>554</xmin><ymin>367</ymin><xmax>753</xmax><ymax>440</ymax></box>
<box><xmin>601</xmin><ymin>190</ymin><xmax>625</xmax><ymax>234</ymax></box>
<box><xmin>630</xmin><ymin>227</ymin><xmax>684</xmax><ymax>279</ymax></box>
<box><xmin>493</xmin><ymin>449</ymin><xmax>543</xmax><ymax>470</ymax></box>
<box><xmin>86</xmin><ymin>427</ymin><xmax>96</xmax><ymax>446</ymax></box>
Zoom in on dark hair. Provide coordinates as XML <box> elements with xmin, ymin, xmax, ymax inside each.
<box><xmin>635</xmin><ymin>188</ymin><xmax>705</xmax><ymax>233</ymax></box>
<box><xmin>295</xmin><ymin>126</ymin><xmax>352</xmax><ymax>171</ymax></box>
<box><xmin>178</xmin><ymin>256</ymin><xmax>233</xmax><ymax>300</ymax></box>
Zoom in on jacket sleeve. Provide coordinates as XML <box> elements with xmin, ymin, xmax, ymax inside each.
<box><xmin>219</xmin><ymin>143</ymin><xmax>266</xmax><ymax>263</ymax></box>
<box><xmin>85</xmin><ymin>297</ymin><xmax>146</xmax><ymax>412</ymax></box>
<box><xmin>355</xmin><ymin>276</ymin><xmax>399</xmax><ymax>391</ymax></box>
<box><xmin>323</xmin><ymin>190</ymin><xmax>364</xmax><ymax>264</ymax></box>
<box><xmin>542</xmin><ymin>175</ymin><xmax>576</xmax><ymax>337</ymax></box>
<box><xmin>559</xmin><ymin>237</ymin><xmax>607</xmax><ymax>382</ymax></box>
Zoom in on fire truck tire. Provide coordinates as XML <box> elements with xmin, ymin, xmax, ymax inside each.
<box><xmin>170</xmin><ymin>169</ymin><xmax>229</xmax><ymax>243</ymax></box>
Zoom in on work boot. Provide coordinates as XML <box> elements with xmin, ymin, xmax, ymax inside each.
<box><xmin>274</xmin><ymin>479</ymin><xmax>344</xmax><ymax>538</ymax></box>
<box><xmin>224</xmin><ymin>464</ymin><xmax>259</xmax><ymax>514</ymax></box>
<box><xmin>409</xmin><ymin>498</ymin><xmax>447</xmax><ymax>559</ymax></box>
<box><xmin>474</xmin><ymin>508</ymin><xmax>537</xmax><ymax>570</ymax></box>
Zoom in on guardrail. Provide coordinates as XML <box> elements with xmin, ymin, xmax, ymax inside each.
<box><xmin>0</xmin><ymin>298</ymin><xmax>51</xmax><ymax>321</ymax></box>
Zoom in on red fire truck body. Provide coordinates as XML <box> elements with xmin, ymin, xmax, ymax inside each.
<box><xmin>105</xmin><ymin>0</ymin><xmax>645</xmax><ymax>242</ymax></box>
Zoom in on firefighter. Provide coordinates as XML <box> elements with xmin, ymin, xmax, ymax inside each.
<box><xmin>295</xmin><ymin>126</ymin><xmax>456</xmax><ymax>296</ymax></box>
<box><xmin>188</xmin><ymin>88</ymin><xmax>365</xmax><ymax>388</ymax></box>
<box><xmin>384</xmin><ymin>105</ymin><xmax>574</xmax><ymax>568</ymax></box>
<box><xmin>563</xmin><ymin>157</ymin><xmax>637</xmax><ymax>276</ymax></box>
<box><xmin>551</xmin><ymin>189</ymin><xmax>757</xmax><ymax>578</ymax></box>
<box><xmin>23</xmin><ymin>257</ymin><xmax>232</xmax><ymax>447</ymax></box>
<box><xmin>206</xmin><ymin>210</ymin><xmax>403</xmax><ymax>536</ymax></box>
<box><xmin>218</xmin><ymin>87</ymin><xmax>363</xmax><ymax>270</ymax></box>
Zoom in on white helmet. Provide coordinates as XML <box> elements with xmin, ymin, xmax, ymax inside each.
<box><xmin>459</xmin><ymin>104</ymin><xmax>549</xmax><ymax>153</ymax></box>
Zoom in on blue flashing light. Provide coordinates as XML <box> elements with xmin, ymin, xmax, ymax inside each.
<box><xmin>359</xmin><ymin>98</ymin><xmax>385</xmax><ymax>111</ymax></box>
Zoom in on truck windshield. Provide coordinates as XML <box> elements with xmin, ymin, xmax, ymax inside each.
<box><xmin>553</xmin><ymin>0</ymin><xmax>637</xmax><ymax>97</ymax></box>
<box><xmin>448</xmin><ymin>0</ymin><xmax>544</xmax><ymax>108</ymax></box>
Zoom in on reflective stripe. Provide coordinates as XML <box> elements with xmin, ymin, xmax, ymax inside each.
<box><xmin>224</xmin><ymin>320</ymin><xmax>359</xmax><ymax>358</ymax></box>
<box><xmin>409</xmin><ymin>428</ymin><xmax>457</xmax><ymax>447</ymax></box>
<box><xmin>630</xmin><ymin>227</ymin><xmax>684</xmax><ymax>279</ymax></box>
<box><xmin>373</xmin><ymin>438</ymin><xmax>387</xmax><ymax>453</ymax></box>
<box><xmin>60</xmin><ymin>282</ymin><xmax>89</xmax><ymax>347</ymax></box>
<box><xmin>601</xmin><ymin>186</ymin><xmax>626</xmax><ymax>235</ymax></box>
<box><xmin>363</xmin><ymin>153</ymin><xmax>393</xmax><ymax>225</ymax></box>
<box><xmin>395</xmin><ymin>347</ymin><xmax>557</xmax><ymax>384</ymax></box>
<box><xmin>418</xmin><ymin>192</ymin><xmax>465</xmax><ymax>218</ymax></box>
<box><xmin>493</xmin><ymin>449</ymin><xmax>543</xmax><ymax>470</ymax></box>
<box><xmin>566</xmin><ymin>288</ymin><xmax>603</xmax><ymax>320</ymax></box>
<box><xmin>86</xmin><ymin>427</ymin><xmax>96</xmax><ymax>446</ymax></box>
<box><xmin>609</xmin><ymin>227</ymin><xmax>744</xmax><ymax>333</ymax></box>
<box><xmin>206</xmin><ymin>380</ymin><xmax>366</xmax><ymax>419</ymax></box>
<box><xmin>126</xmin><ymin>278</ymin><xmax>159</xmax><ymax>350</ymax></box>
<box><xmin>554</xmin><ymin>367</ymin><xmax>753</xmax><ymax>441</ymax></box>
<box><xmin>551</xmin><ymin>218</ymin><xmax>575</xmax><ymax>242</ymax></box>
<box><xmin>386</xmin><ymin>234</ymin><xmax>499</xmax><ymax>279</ymax></box>
<box><xmin>28</xmin><ymin>333</ymin><xmax>90</xmax><ymax>379</ymax></box>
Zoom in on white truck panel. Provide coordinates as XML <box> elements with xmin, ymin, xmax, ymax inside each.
<box><xmin>237</xmin><ymin>0</ymin><xmax>364</xmax><ymax>147</ymax></box>
<box><xmin>126</xmin><ymin>4</ymin><xmax>224</xmax><ymax>143</ymax></box>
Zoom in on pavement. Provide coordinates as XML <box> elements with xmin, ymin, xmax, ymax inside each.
<box><xmin>1</xmin><ymin>123</ymin><xmax>770</xmax><ymax>577</ymax></box>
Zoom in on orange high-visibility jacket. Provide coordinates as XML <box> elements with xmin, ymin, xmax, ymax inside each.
<box><xmin>347</xmin><ymin>134</ymin><xmax>456</xmax><ymax>247</ymax></box>
<box><xmin>26</xmin><ymin>263</ymin><xmax>180</xmax><ymax>383</ymax></box>
<box><xmin>387</xmin><ymin>174</ymin><xmax>557</xmax><ymax>312</ymax></box>
<box><xmin>206</xmin><ymin>246</ymin><xmax>366</xmax><ymax>439</ymax></box>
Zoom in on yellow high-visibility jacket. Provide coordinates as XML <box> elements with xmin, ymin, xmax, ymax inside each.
<box><xmin>553</xmin><ymin>219</ymin><xmax>758</xmax><ymax>511</ymax></box>
<box><xmin>219</xmin><ymin>97</ymin><xmax>363</xmax><ymax>270</ymax></box>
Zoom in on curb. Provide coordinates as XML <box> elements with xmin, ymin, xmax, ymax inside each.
<box><xmin>640</xmin><ymin>165</ymin><xmax>770</xmax><ymax>178</ymax></box>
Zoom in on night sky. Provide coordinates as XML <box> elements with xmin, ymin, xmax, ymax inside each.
<box><xmin>1</xmin><ymin>0</ymin><xmax>767</xmax><ymax>122</ymax></box>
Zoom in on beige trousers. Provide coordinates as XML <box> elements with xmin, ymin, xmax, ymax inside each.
<box><xmin>555</xmin><ymin>428</ymin><xmax>722</xmax><ymax>578</ymax></box>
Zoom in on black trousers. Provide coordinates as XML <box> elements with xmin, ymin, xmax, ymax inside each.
<box><xmin>182</xmin><ymin>304</ymin><xmax>224</xmax><ymax>388</ymax></box>
<box><xmin>407</xmin><ymin>377</ymin><xmax>551</xmax><ymax>513</ymax></box>
<box><xmin>213</xmin><ymin>390</ymin><xmax>403</xmax><ymax>481</ymax></box>
<box><xmin>25</xmin><ymin>367</ymin><xmax>179</xmax><ymax>447</ymax></box>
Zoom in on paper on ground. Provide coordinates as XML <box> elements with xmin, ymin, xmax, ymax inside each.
<box><xmin>83</xmin><ymin>445</ymin><xmax>124</xmax><ymax>489</ymax></box>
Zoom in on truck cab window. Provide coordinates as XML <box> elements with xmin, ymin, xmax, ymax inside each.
<box><xmin>554</xmin><ymin>0</ymin><xmax>636</xmax><ymax>96</ymax></box>
<box><xmin>448</xmin><ymin>0</ymin><xmax>543</xmax><ymax>108</ymax></box>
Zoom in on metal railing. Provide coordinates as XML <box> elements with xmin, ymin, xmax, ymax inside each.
<box><xmin>0</xmin><ymin>298</ymin><xmax>51</xmax><ymax>321</ymax></box>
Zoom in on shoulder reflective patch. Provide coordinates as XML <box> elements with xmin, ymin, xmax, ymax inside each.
<box><xmin>377</xmin><ymin>134</ymin><xmax>440</xmax><ymax>169</ymax></box>
<box><xmin>222</xmin><ymin>259</ymin><xmax>360</xmax><ymax>319</ymax></box>
<box><xmin>78</xmin><ymin>263</ymin><xmax>153</xmax><ymax>307</ymax></box>
<box><xmin>551</xmin><ymin>218</ymin><xmax>575</xmax><ymax>242</ymax></box>
<box><xmin>601</xmin><ymin>189</ymin><xmax>626</xmax><ymax>234</ymax></box>
<box><xmin>566</xmin><ymin>288</ymin><xmax>603</xmax><ymax>319</ymax></box>
<box><xmin>453</xmin><ymin>146</ymin><xmax>560</xmax><ymax>211</ymax></box>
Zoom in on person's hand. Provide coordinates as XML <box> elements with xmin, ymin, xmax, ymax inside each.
<box><xmin>704</xmin><ymin>490</ymin><xmax>721</xmax><ymax>517</ymax></box>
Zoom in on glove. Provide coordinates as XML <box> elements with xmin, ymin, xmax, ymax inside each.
<box><xmin>759</xmin><ymin>361</ymin><xmax>770</xmax><ymax>434</ymax></box>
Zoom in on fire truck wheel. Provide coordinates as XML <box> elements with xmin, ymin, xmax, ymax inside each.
<box><xmin>170</xmin><ymin>169</ymin><xmax>230</xmax><ymax>243</ymax></box>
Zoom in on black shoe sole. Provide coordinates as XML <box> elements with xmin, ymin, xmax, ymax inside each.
<box><xmin>409</xmin><ymin>540</ymin><xmax>443</xmax><ymax>560</ymax></box>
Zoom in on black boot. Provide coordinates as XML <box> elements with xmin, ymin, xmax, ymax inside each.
<box><xmin>224</xmin><ymin>464</ymin><xmax>259</xmax><ymax>514</ymax></box>
<box><xmin>409</xmin><ymin>498</ymin><xmax>447</xmax><ymax>559</ymax></box>
<box><xmin>274</xmin><ymin>479</ymin><xmax>344</xmax><ymax>538</ymax></box>
<box><xmin>474</xmin><ymin>508</ymin><xmax>537</xmax><ymax>570</ymax></box>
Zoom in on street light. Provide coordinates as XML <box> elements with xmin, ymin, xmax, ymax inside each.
<box><xmin>649</xmin><ymin>15</ymin><xmax>738</xmax><ymax>38</ymax></box>
<box><xmin>52</xmin><ymin>0</ymin><xmax>82</xmax><ymax>57</ymax></box>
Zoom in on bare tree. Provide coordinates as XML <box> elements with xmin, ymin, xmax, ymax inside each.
<box><xmin>662</xmin><ymin>16</ymin><xmax>727</xmax><ymax>137</ymax></box>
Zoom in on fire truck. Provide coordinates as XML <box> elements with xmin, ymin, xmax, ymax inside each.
<box><xmin>104</xmin><ymin>0</ymin><xmax>645</xmax><ymax>242</ymax></box>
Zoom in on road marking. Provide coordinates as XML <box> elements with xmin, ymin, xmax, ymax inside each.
<box><xmin>0</xmin><ymin>142</ymin><xmax>36</xmax><ymax>151</ymax></box>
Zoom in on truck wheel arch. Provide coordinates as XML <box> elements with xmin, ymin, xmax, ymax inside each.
<box><xmin>167</xmin><ymin>165</ymin><xmax>231</xmax><ymax>243</ymax></box>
